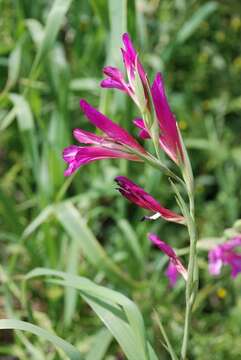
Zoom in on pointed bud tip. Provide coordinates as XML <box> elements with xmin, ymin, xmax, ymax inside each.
<box><xmin>122</xmin><ymin>32</ymin><xmax>130</xmax><ymax>41</ymax></box>
<box><xmin>114</xmin><ymin>176</ymin><xmax>125</xmax><ymax>184</ymax></box>
<box><xmin>79</xmin><ymin>99</ymin><xmax>88</xmax><ymax>110</ymax></box>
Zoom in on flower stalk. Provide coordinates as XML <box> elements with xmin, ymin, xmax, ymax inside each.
<box><xmin>181</xmin><ymin>171</ymin><xmax>198</xmax><ymax>360</ymax></box>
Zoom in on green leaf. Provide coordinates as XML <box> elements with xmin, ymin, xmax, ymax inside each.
<box><xmin>176</xmin><ymin>2</ymin><xmax>218</xmax><ymax>44</ymax></box>
<box><xmin>5</xmin><ymin>43</ymin><xmax>22</xmax><ymax>91</ymax></box>
<box><xmin>108</xmin><ymin>0</ymin><xmax>127</xmax><ymax>66</ymax></box>
<box><xmin>55</xmin><ymin>202</ymin><xmax>139</xmax><ymax>287</ymax></box>
<box><xmin>118</xmin><ymin>219</ymin><xmax>144</xmax><ymax>265</ymax></box>
<box><xmin>26</xmin><ymin>19</ymin><xmax>45</xmax><ymax>48</ymax></box>
<box><xmin>9</xmin><ymin>94</ymin><xmax>34</xmax><ymax>131</ymax></box>
<box><xmin>86</xmin><ymin>328</ymin><xmax>112</xmax><ymax>360</ymax></box>
<box><xmin>135</xmin><ymin>0</ymin><xmax>147</xmax><ymax>48</ymax></box>
<box><xmin>153</xmin><ymin>311</ymin><xmax>178</xmax><ymax>360</ymax></box>
<box><xmin>55</xmin><ymin>202</ymin><xmax>111</xmax><ymax>267</ymax></box>
<box><xmin>22</xmin><ymin>205</ymin><xmax>54</xmax><ymax>239</ymax></box>
<box><xmin>0</xmin><ymin>107</ymin><xmax>16</xmax><ymax>131</ymax></box>
<box><xmin>32</xmin><ymin>0</ymin><xmax>72</xmax><ymax>72</ymax></box>
<box><xmin>26</xmin><ymin>268</ymin><xmax>158</xmax><ymax>360</ymax></box>
<box><xmin>8</xmin><ymin>94</ymin><xmax>38</xmax><ymax>179</ymax></box>
<box><xmin>0</xmin><ymin>319</ymin><xmax>82</xmax><ymax>360</ymax></box>
<box><xmin>64</xmin><ymin>222</ymin><xmax>81</xmax><ymax>327</ymax></box>
<box><xmin>70</xmin><ymin>78</ymin><xmax>100</xmax><ymax>92</ymax></box>
<box><xmin>83</xmin><ymin>293</ymin><xmax>145</xmax><ymax>360</ymax></box>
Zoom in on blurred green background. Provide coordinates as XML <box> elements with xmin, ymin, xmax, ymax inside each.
<box><xmin>0</xmin><ymin>0</ymin><xmax>241</xmax><ymax>359</ymax></box>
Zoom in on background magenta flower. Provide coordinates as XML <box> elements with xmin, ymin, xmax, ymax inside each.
<box><xmin>148</xmin><ymin>233</ymin><xmax>187</xmax><ymax>287</ymax></box>
<box><xmin>115</xmin><ymin>176</ymin><xmax>185</xmax><ymax>224</ymax></box>
<box><xmin>208</xmin><ymin>236</ymin><xmax>241</xmax><ymax>278</ymax></box>
<box><xmin>63</xmin><ymin>100</ymin><xmax>146</xmax><ymax>176</ymax></box>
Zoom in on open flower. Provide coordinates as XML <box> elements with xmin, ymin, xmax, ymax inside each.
<box><xmin>101</xmin><ymin>33</ymin><xmax>148</xmax><ymax>109</ymax></box>
<box><xmin>134</xmin><ymin>73</ymin><xmax>184</xmax><ymax>165</ymax></box>
<box><xmin>148</xmin><ymin>233</ymin><xmax>187</xmax><ymax>287</ymax></box>
<box><xmin>115</xmin><ymin>176</ymin><xmax>185</xmax><ymax>224</ymax></box>
<box><xmin>63</xmin><ymin>100</ymin><xmax>146</xmax><ymax>176</ymax></box>
<box><xmin>208</xmin><ymin>236</ymin><xmax>241</xmax><ymax>278</ymax></box>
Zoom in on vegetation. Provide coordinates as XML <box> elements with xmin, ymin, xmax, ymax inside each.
<box><xmin>0</xmin><ymin>0</ymin><xmax>241</xmax><ymax>359</ymax></box>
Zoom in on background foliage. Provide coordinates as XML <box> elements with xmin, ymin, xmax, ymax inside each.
<box><xmin>0</xmin><ymin>0</ymin><xmax>241</xmax><ymax>359</ymax></box>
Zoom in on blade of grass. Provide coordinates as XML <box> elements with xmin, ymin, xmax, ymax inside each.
<box><xmin>9</xmin><ymin>94</ymin><xmax>34</xmax><ymax>131</ymax></box>
<box><xmin>0</xmin><ymin>319</ymin><xmax>82</xmax><ymax>360</ymax></box>
<box><xmin>153</xmin><ymin>311</ymin><xmax>178</xmax><ymax>360</ymax></box>
<box><xmin>117</xmin><ymin>219</ymin><xmax>144</xmax><ymax>266</ymax></box>
<box><xmin>1</xmin><ymin>42</ymin><xmax>22</xmax><ymax>94</ymax></box>
<box><xmin>86</xmin><ymin>328</ymin><xmax>112</xmax><ymax>360</ymax></box>
<box><xmin>176</xmin><ymin>2</ymin><xmax>218</xmax><ymax>44</ymax></box>
<box><xmin>26</xmin><ymin>268</ymin><xmax>158</xmax><ymax>360</ymax></box>
<box><xmin>31</xmin><ymin>0</ymin><xmax>73</xmax><ymax>76</ymax></box>
<box><xmin>108</xmin><ymin>0</ymin><xmax>127</xmax><ymax>65</ymax></box>
<box><xmin>9</xmin><ymin>93</ymin><xmax>39</xmax><ymax>181</ymax></box>
<box><xmin>26</xmin><ymin>19</ymin><xmax>45</xmax><ymax>48</ymax></box>
<box><xmin>55</xmin><ymin>202</ymin><xmax>142</xmax><ymax>287</ymax></box>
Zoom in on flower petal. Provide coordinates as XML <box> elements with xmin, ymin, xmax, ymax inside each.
<box><xmin>148</xmin><ymin>233</ymin><xmax>176</xmax><ymax>258</ymax></box>
<box><xmin>133</xmin><ymin>118</ymin><xmax>150</xmax><ymax>139</ymax></box>
<box><xmin>148</xmin><ymin>233</ymin><xmax>188</xmax><ymax>283</ymax></box>
<box><xmin>208</xmin><ymin>236</ymin><xmax>241</xmax><ymax>279</ymax></box>
<box><xmin>151</xmin><ymin>73</ymin><xmax>183</xmax><ymax>163</ymax></box>
<box><xmin>122</xmin><ymin>33</ymin><xmax>146</xmax><ymax>82</ymax></box>
<box><xmin>222</xmin><ymin>236</ymin><xmax>241</xmax><ymax>251</ymax></box>
<box><xmin>208</xmin><ymin>257</ymin><xmax>223</xmax><ymax>276</ymax></box>
<box><xmin>165</xmin><ymin>262</ymin><xmax>179</xmax><ymax>287</ymax></box>
<box><xmin>79</xmin><ymin>100</ymin><xmax>146</xmax><ymax>154</ymax></box>
<box><xmin>63</xmin><ymin>145</ymin><xmax>80</xmax><ymax>163</ymax></box>
<box><xmin>122</xmin><ymin>33</ymin><xmax>137</xmax><ymax>62</ymax></box>
<box><xmin>103</xmin><ymin>66</ymin><xmax>124</xmax><ymax>82</ymax></box>
<box><xmin>230</xmin><ymin>254</ymin><xmax>241</xmax><ymax>278</ymax></box>
<box><xmin>73</xmin><ymin>129</ymin><xmax>106</xmax><ymax>145</ymax></box>
<box><xmin>100</xmin><ymin>78</ymin><xmax>127</xmax><ymax>92</ymax></box>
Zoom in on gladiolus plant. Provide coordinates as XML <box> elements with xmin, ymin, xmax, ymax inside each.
<box><xmin>63</xmin><ymin>33</ymin><xmax>199</xmax><ymax>359</ymax></box>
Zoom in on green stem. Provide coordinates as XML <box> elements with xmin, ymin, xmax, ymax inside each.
<box><xmin>181</xmin><ymin>190</ymin><xmax>198</xmax><ymax>359</ymax></box>
<box><xmin>153</xmin><ymin>311</ymin><xmax>178</xmax><ymax>360</ymax></box>
<box><xmin>124</xmin><ymin>144</ymin><xmax>184</xmax><ymax>185</ymax></box>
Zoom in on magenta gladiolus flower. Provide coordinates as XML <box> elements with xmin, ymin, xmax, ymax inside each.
<box><xmin>101</xmin><ymin>33</ymin><xmax>148</xmax><ymax>107</ymax></box>
<box><xmin>208</xmin><ymin>236</ymin><xmax>241</xmax><ymax>278</ymax></box>
<box><xmin>148</xmin><ymin>233</ymin><xmax>187</xmax><ymax>287</ymax></box>
<box><xmin>133</xmin><ymin>73</ymin><xmax>184</xmax><ymax>165</ymax></box>
<box><xmin>115</xmin><ymin>176</ymin><xmax>185</xmax><ymax>224</ymax></box>
<box><xmin>63</xmin><ymin>100</ymin><xmax>146</xmax><ymax>176</ymax></box>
